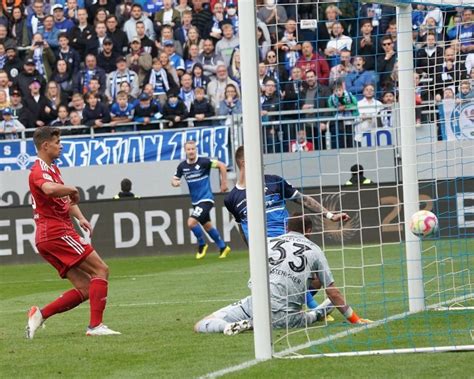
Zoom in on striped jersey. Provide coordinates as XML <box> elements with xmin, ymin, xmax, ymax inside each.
<box><xmin>224</xmin><ymin>174</ymin><xmax>299</xmax><ymax>240</ymax></box>
<box><xmin>29</xmin><ymin>158</ymin><xmax>75</xmax><ymax>244</ymax></box>
<box><xmin>174</xmin><ymin>157</ymin><xmax>216</xmax><ymax>205</ymax></box>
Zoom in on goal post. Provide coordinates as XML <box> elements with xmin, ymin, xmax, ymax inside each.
<box><xmin>239</xmin><ymin>0</ymin><xmax>474</xmax><ymax>360</ymax></box>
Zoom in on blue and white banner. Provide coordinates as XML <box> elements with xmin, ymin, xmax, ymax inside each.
<box><xmin>439</xmin><ymin>99</ymin><xmax>474</xmax><ymax>141</ymax></box>
<box><xmin>0</xmin><ymin>126</ymin><xmax>230</xmax><ymax>171</ymax></box>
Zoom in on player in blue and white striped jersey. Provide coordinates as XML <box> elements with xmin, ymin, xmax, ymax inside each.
<box><xmin>172</xmin><ymin>140</ymin><xmax>231</xmax><ymax>260</ymax></box>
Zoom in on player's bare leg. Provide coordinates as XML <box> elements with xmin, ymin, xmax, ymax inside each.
<box><xmin>26</xmin><ymin>268</ymin><xmax>90</xmax><ymax>340</ymax></box>
<box><xmin>188</xmin><ymin>217</ymin><xmax>208</xmax><ymax>259</ymax></box>
<box><xmin>76</xmin><ymin>251</ymin><xmax>120</xmax><ymax>336</ymax></box>
<box><xmin>203</xmin><ymin>222</ymin><xmax>231</xmax><ymax>259</ymax></box>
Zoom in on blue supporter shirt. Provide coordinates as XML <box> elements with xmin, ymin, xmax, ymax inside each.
<box><xmin>110</xmin><ymin>102</ymin><xmax>134</xmax><ymax>119</ymax></box>
<box><xmin>224</xmin><ymin>174</ymin><xmax>299</xmax><ymax>240</ymax></box>
<box><xmin>174</xmin><ymin>157</ymin><xmax>216</xmax><ymax>205</ymax></box>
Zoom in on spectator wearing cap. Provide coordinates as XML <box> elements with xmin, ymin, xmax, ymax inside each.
<box><xmin>83</xmin><ymin>92</ymin><xmax>111</xmax><ymax>129</ymax></box>
<box><xmin>74</xmin><ymin>54</ymin><xmax>107</xmax><ymax>94</ymax></box>
<box><xmin>106</xmin><ymin>56</ymin><xmax>140</xmax><ymax>102</ymax></box>
<box><xmin>154</xmin><ymin>0</ymin><xmax>180</xmax><ymax>31</ymax></box>
<box><xmin>207</xmin><ymin>63</ymin><xmax>239</xmax><ymax>111</ymax></box>
<box><xmin>144</xmin><ymin>57</ymin><xmax>177</xmax><ymax>105</ymax></box>
<box><xmin>189</xmin><ymin>86</ymin><xmax>214</xmax><ymax>126</ymax></box>
<box><xmin>135</xmin><ymin>21</ymin><xmax>158</xmax><ymax>57</ymax></box>
<box><xmin>26</xmin><ymin>0</ymin><xmax>47</xmax><ymax>41</ymax></box>
<box><xmin>22</xmin><ymin>79</ymin><xmax>50</xmax><ymax>127</ymax></box>
<box><xmin>296</xmin><ymin>42</ymin><xmax>330</xmax><ymax>86</ymax></box>
<box><xmin>15</xmin><ymin>58</ymin><xmax>46</xmax><ymax>96</ymax></box>
<box><xmin>163</xmin><ymin>39</ymin><xmax>185</xmax><ymax>78</ymax></box>
<box><xmin>215</xmin><ymin>21</ymin><xmax>239</xmax><ymax>67</ymax></box>
<box><xmin>8</xmin><ymin>6</ymin><xmax>28</xmax><ymax>48</ymax></box>
<box><xmin>52</xmin><ymin>4</ymin><xmax>74</xmax><ymax>33</ymax></box>
<box><xmin>27</xmin><ymin>33</ymin><xmax>55</xmax><ymax>81</ymax></box>
<box><xmin>97</xmin><ymin>37</ymin><xmax>120</xmax><ymax>74</ymax></box>
<box><xmin>105</xmin><ymin>15</ymin><xmax>128</xmax><ymax>55</ymax></box>
<box><xmin>10</xmin><ymin>89</ymin><xmax>33</xmax><ymax>128</ymax></box>
<box><xmin>126</xmin><ymin>37</ymin><xmax>152</xmax><ymax>86</ymax></box>
<box><xmin>56</xmin><ymin>34</ymin><xmax>80</xmax><ymax>75</ymax></box>
<box><xmin>3</xmin><ymin>46</ymin><xmax>23</xmax><ymax>82</ymax></box>
<box><xmin>197</xmin><ymin>38</ymin><xmax>224</xmax><ymax>79</ymax></box>
<box><xmin>163</xmin><ymin>89</ymin><xmax>188</xmax><ymax>128</ymax></box>
<box><xmin>0</xmin><ymin>107</ymin><xmax>25</xmax><ymax>139</ymax></box>
<box><xmin>191</xmin><ymin>0</ymin><xmax>212</xmax><ymax>40</ymax></box>
<box><xmin>69</xmin><ymin>8</ymin><xmax>94</xmax><ymax>60</ymax></box>
<box><xmin>123</xmin><ymin>4</ymin><xmax>155</xmax><ymax>42</ymax></box>
<box><xmin>133</xmin><ymin>92</ymin><xmax>163</xmax><ymax>126</ymax></box>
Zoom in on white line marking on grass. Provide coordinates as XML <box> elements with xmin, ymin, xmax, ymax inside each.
<box><xmin>201</xmin><ymin>292</ymin><xmax>474</xmax><ymax>378</ymax></box>
<box><xmin>198</xmin><ymin>358</ymin><xmax>262</xmax><ymax>379</ymax></box>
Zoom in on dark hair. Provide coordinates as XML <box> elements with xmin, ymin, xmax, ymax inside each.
<box><xmin>287</xmin><ymin>212</ymin><xmax>313</xmax><ymax>234</ymax></box>
<box><xmin>58</xmin><ymin>32</ymin><xmax>69</xmax><ymax>40</ymax></box>
<box><xmin>351</xmin><ymin>164</ymin><xmax>363</xmax><ymax>174</ymax></box>
<box><xmin>33</xmin><ymin>126</ymin><xmax>61</xmax><ymax>150</ymax></box>
<box><xmin>235</xmin><ymin>145</ymin><xmax>244</xmax><ymax>168</ymax></box>
<box><xmin>121</xmin><ymin>178</ymin><xmax>132</xmax><ymax>192</ymax></box>
<box><xmin>131</xmin><ymin>3</ymin><xmax>142</xmax><ymax>10</ymax></box>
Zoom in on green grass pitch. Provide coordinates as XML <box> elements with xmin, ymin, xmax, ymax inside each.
<box><xmin>0</xmin><ymin>240</ymin><xmax>473</xmax><ymax>378</ymax></box>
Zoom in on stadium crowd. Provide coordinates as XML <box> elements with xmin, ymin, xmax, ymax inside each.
<box><xmin>0</xmin><ymin>0</ymin><xmax>472</xmax><ymax>151</ymax></box>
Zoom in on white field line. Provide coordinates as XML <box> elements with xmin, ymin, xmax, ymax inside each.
<box><xmin>0</xmin><ymin>298</ymin><xmax>240</xmax><ymax>315</ymax></box>
<box><xmin>201</xmin><ymin>292</ymin><xmax>474</xmax><ymax>378</ymax></box>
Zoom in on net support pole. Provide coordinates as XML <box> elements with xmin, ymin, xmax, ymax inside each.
<box><xmin>396</xmin><ymin>4</ymin><xmax>425</xmax><ymax>313</ymax></box>
<box><xmin>239</xmin><ymin>0</ymin><xmax>273</xmax><ymax>360</ymax></box>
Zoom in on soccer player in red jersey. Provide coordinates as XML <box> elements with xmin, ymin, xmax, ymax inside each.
<box><xmin>26</xmin><ymin>127</ymin><xmax>120</xmax><ymax>338</ymax></box>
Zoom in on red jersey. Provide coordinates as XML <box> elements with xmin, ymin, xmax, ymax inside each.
<box><xmin>29</xmin><ymin>159</ymin><xmax>75</xmax><ymax>244</ymax></box>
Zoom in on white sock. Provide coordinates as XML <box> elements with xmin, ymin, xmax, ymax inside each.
<box><xmin>196</xmin><ymin>318</ymin><xmax>228</xmax><ymax>333</ymax></box>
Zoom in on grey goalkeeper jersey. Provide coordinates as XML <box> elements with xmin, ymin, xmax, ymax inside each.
<box><xmin>268</xmin><ymin>232</ymin><xmax>334</xmax><ymax>314</ymax></box>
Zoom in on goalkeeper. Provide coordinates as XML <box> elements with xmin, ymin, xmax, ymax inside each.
<box><xmin>224</xmin><ymin>145</ymin><xmax>349</xmax><ymax>309</ymax></box>
<box><xmin>194</xmin><ymin>213</ymin><xmax>372</xmax><ymax>335</ymax></box>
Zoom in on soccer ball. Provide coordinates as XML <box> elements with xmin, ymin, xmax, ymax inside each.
<box><xmin>409</xmin><ymin>210</ymin><xmax>438</xmax><ymax>237</ymax></box>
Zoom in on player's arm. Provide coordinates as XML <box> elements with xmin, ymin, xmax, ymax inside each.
<box><xmin>292</xmin><ymin>192</ymin><xmax>350</xmax><ymax>222</ymax></box>
<box><xmin>171</xmin><ymin>165</ymin><xmax>182</xmax><ymax>187</ymax></box>
<box><xmin>211</xmin><ymin>160</ymin><xmax>228</xmax><ymax>192</ymax></box>
<box><xmin>171</xmin><ymin>176</ymin><xmax>181</xmax><ymax>187</ymax></box>
<box><xmin>41</xmin><ymin>182</ymin><xmax>80</xmax><ymax>204</ymax></box>
<box><xmin>69</xmin><ymin>204</ymin><xmax>93</xmax><ymax>235</ymax></box>
<box><xmin>319</xmin><ymin>281</ymin><xmax>372</xmax><ymax>324</ymax></box>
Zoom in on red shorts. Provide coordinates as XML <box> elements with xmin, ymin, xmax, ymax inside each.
<box><xmin>37</xmin><ymin>234</ymin><xmax>95</xmax><ymax>278</ymax></box>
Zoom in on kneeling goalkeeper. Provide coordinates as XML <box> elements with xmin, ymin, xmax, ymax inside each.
<box><xmin>194</xmin><ymin>213</ymin><xmax>372</xmax><ymax>335</ymax></box>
